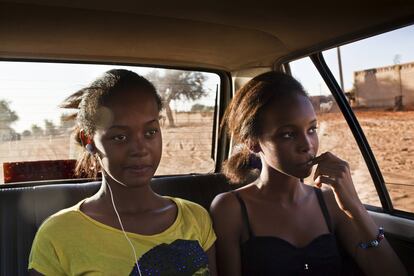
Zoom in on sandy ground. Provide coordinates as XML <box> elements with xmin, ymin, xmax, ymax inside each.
<box><xmin>312</xmin><ymin>111</ymin><xmax>414</xmax><ymax>212</ymax></box>
<box><xmin>0</xmin><ymin>112</ymin><xmax>216</xmax><ymax>181</ymax></box>
<box><xmin>1</xmin><ymin>111</ymin><xmax>413</xmax><ymax>212</ymax></box>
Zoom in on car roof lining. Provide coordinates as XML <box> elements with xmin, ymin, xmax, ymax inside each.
<box><xmin>1</xmin><ymin>1</ymin><xmax>414</xmax><ymax>71</ymax></box>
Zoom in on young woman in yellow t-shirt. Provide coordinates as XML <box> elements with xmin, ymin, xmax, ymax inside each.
<box><xmin>29</xmin><ymin>69</ymin><xmax>217</xmax><ymax>276</ymax></box>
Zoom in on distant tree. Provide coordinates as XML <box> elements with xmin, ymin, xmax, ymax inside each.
<box><xmin>59</xmin><ymin>113</ymin><xmax>76</xmax><ymax>132</ymax></box>
<box><xmin>0</xmin><ymin>99</ymin><xmax>19</xmax><ymax>141</ymax></box>
<box><xmin>22</xmin><ymin>130</ymin><xmax>31</xmax><ymax>137</ymax></box>
<box><xmin>191</xmin><ymin>104</ymin><xmax>214</xmax><ymax>112</ymax></box>
<box><xmin>146</xmin><ymin>70</ymin><xmax>207</xmax><ymax>127</ymax></box>
<box><xmin>0</xmin><ymin>99</ymin><xmax>18</xmax><ymax>129</ymax></box>
<box><xmin>31</xmin><ymin>124</ymin><xmax>44</xmax><ymax>137</ymax></box>
<box><xmin>44</xmin><ymin>119</ymin><xmax>59</xmax><ymax>136</ymax></box>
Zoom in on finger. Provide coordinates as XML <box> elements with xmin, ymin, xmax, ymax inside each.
<box><xmin>314</xmin><ymin>165</ymin><xmax>339</xmax><ymax>176</ymax></box>
<box><xmin>314</xmin><ymin>175</ymin><xmax>336</xmax><ymax>186</ymax></box>
<box><xmin>316</xmin><ymin>163</ymin><xmax>351</xmax><ymax>181</ymax></box>
<box><xmin>313</xmin><ymin>164</ymin><xmax>324</xmax><ymax>180</ymax></box>
<box><xmin>314</xmin><ymin>181</ymin><xmax>322</xmax><ymax>188</ymax></box>
<box><xmin>311</xmin><ymin>152</ymin><xmax>343</xmax><ymax>165</ymax></box>
<box><xmin>313</xmin><ymin>165</ymin><xmax>339</xmax><ymax>181</ymax></box>
<box><xmin>310</xmin><ymin>153</ymin><xmax>328</xmax><ymax>165</ymax></box>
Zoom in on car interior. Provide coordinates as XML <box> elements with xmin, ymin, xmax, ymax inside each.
<box><xmin>0</xmin><ymin>1</ymin><xmax>414</xmax><ymax>275</ymax></box>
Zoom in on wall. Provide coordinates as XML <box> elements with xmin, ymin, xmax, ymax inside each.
<box><xmin>354</xmin><ymin>62</ymin><xmax>414</xmax><ymax>109</ymax></box>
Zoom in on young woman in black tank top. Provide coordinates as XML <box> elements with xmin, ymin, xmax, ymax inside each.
<box><xmin>210</xmin><ymin>72</ymin><xmax>406</xmax><ymax>276</ymax></box>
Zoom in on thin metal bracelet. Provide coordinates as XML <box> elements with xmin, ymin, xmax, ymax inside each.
<box><xmin>358</xmin><ymin>227</ymin><xmax>385</xmax><ymax>249</ymax></box>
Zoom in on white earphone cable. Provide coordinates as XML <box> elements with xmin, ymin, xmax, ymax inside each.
<box><xmin>107</xmin><ymin>181</ymin><xmax>142</xmax><ymax>276</ymax></box>
<box><xmin>94</xmin><ymin>154</ymin><xmax>142</xmax><ymax>275</ymax></box>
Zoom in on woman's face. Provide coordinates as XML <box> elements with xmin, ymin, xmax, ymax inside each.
<box><xmin>93</xmin><ymin>88</ymin><xmax>162</xmax><ymax>188</ymax></box>
<box><xmin>257</xmin><ymin>93</ymin><xmax>318</xmax><ymax>179</ymax></box>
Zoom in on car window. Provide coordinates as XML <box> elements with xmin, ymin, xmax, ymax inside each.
<box><xmin>0</xmin><ymin>61</ymin><xmax>220</xmax><ymax>183</ymax></box>
<box><xmin>322</xmin><ymin>24</ymin><xmax>414</xmax><ymax>213</ymax></box>
<box><xmin>289</xmin><ymin>57</ymin><xmax>380</xmax><ymax>207</ymax></box>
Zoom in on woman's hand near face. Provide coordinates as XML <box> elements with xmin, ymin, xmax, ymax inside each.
<box><xmin>314</xmin><ymin>152</ymin><xmax>407</xmax><ymax>275</ymax></box>
<box><xmin>312</xmin><ymin>152</ymin><xmax>363</xmax><ymax>218</ymax></box>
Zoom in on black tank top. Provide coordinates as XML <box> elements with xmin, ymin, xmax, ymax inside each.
<box><xmin>233</xmin><ymin>188</ymin><xmax>343</xmax><ymax>276</ymax></box>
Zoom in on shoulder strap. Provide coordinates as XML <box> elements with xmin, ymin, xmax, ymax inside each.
<box><xmin>231</xmin><ymin>191</ymin><xmax>254</xmax><ymax>238</ymax></box>
<box><xmin>314</xmin><ymin>188</ymin><xmax>334</xmax><ymax>233</ymax></box>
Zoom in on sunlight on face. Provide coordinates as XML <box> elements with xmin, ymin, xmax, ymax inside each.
<box><xmin>258</xmin><ymin>94</ymin><xmax>319</xmax><ymax>179</ymax></box>
<box><xmin>93</xmin><ymin>89</ymin><xmax>162</xmax><ymax>188</ymax></box>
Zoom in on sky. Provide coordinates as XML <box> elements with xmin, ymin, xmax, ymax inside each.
<box><xmin>1</xmin><ymin>24</ymin><xmax>413</xmax><ymax>132</ymax></box>
<box><xmin>0</xmin><ymin>64</ymin><xmax>219</xmax><ymax>132</ymax></box>
<box><xmin>291</xmin><ymin>24</ymin><xmax>414</xmax><ymax>96</ymax></box>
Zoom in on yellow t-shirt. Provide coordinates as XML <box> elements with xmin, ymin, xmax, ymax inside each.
<box><xmin>28</xmin><ymin>197</ymin><xmax>216</xmax><ymax>276</ymax></box>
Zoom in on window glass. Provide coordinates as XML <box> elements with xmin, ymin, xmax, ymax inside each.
<box><xmin>323</xmin><ymin>24</ymin><xmax>414</xmax><ymax>213</ymax></box>
<box><xmin>290</xmin><ymin>57</ymin><xmax>380</xmax><ymax>207</ymax></box>
<box><xmin>0</xmin><ymin>62</ymin><xmax>219</xmax><ymax>183</ymax></box>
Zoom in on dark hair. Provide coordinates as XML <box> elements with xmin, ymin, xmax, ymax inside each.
<box><xmin>221</xmin><ymin>71</ymin><xmax>307</xmax><ymax>184</ymax></box>
<box><xmin>60</xmin><ymin>69</ymin><xmax>162</xmax><ymax>178</ymax></box>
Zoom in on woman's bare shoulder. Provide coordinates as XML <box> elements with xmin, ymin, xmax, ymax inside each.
<box><xmin>210</xmin><ymin>191</ymin><xmax>238</xmax><ymax>213</ymax></box>
<box><xmin>211</xmin><ymin>182</ymin><xmax>256</xmax><ymax>211</ymax></box>
<box><xmin>210</xmin><ymin>190</ymin><xmax>244</xmax><ymax>239</ymax></box>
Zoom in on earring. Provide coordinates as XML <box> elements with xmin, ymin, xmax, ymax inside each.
<box><xmin>80</xmin><ymin>130</ymin><xmax>94</xmax><ymax>154</ymax></box>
